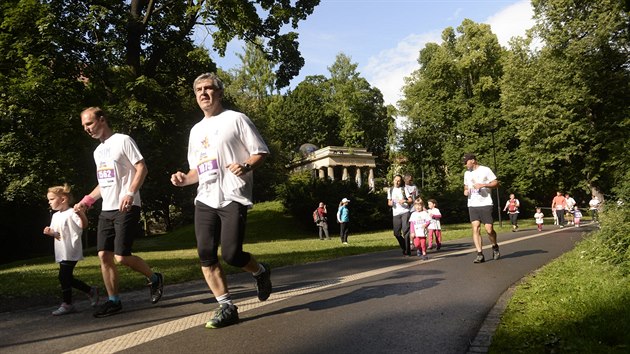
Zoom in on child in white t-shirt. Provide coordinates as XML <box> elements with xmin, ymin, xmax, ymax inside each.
<box><xmin>44</xmin><ymin>184</ymin><xmax>99</xmax><ymax>316</ymax></box>
<box><xmin>534</xmin><ymin>207</ymin><xmax>545</xmax><ymax>232</ymax></box>
<box><xmin>409</xmin><ymin>199</ymin><xmax>431</xmax><ymax>260</ymax></box>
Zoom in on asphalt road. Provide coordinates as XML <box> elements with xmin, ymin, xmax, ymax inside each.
<box><xmin>0</xmin><ymin>224</ymin><xmax>593</xmax><ymax>354</ymax></box>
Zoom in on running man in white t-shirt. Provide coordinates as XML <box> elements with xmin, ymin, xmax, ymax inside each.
<box><xmin>463</xmin><ymin>153</ymin><xmax>500</xmax><ymax>263</ymax></box>
<box><xmin>76</xmin><ymin>107</ymin><xmax>163</xmax><ymax>318</ymax></box>
<box><xmin>170</xmin><ymin>73</ymin><xmax>271</xmax><ymax>329</ymax></box>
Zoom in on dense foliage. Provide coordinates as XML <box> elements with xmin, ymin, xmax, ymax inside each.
<box><xmin>398</xmin><ymin>1</ymin><xmax>629</xmax><ymax>209</ymax></box>
<box><xmin>398</xmin><ymin>19</ymin><xmax>507</xmax><ymax>199</ymax></box>
<box><xmin>0</xmin><ymin>0</ymin><xmax>321</xmax><ymax>262</ymax></box>
<box><xmin>1</xmin><ymin>0</ymin><xmax>628</xmax><ymax>263</ymax></box>
<box><xmin>276</xmin><ymin>171</ymin><xmax>391</xmax><ymax>233</ymax></box>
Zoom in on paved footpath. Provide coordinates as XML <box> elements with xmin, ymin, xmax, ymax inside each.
<box><xmin>0</xmin><ymin>224</ymin><xmax>593</xmax><ymax>354</ymax></box>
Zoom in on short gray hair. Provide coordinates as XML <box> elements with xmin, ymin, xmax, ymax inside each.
<box><xmin>192</xmin><ymin>72</ymin><xmax>224</xmax><ymax>92</ymax></box>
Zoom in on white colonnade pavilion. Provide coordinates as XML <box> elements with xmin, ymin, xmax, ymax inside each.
<box><xmin>289</xmin><ymin>146</ymin><xmax>377</xmax><ymax>190</ymax></box>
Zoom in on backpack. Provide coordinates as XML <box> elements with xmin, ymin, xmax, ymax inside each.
<box><xmin>313</xmin><ymin>209</ymin><xmax>321</xmax><ymax>223</ymax></box>
<box><xmin>508</xmin><ymin>200</ymin><xmax>518</xmax><ymax>212</ymax></box>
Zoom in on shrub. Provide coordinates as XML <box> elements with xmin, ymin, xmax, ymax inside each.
<box><xmin>276</xmin><ymin>172</ymin><xmax>391</xmax><ymax>233</ymax></box>
<box><xmin>588</xmin><ymin>203</ymin><xmax>630</xmax><ymax>275</ymax></box>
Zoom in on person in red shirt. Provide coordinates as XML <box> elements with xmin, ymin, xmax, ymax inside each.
<box><xmin>551</xmin><ymin>191</ymin><xmax>567</xmax><ymax>228</ymax></box>
<box><xmin>503</xmin><ymin>193</ymin><xmax>520</xmax><ymax>231</ymax></box>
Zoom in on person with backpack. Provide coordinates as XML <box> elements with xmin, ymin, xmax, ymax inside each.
<box><xmin>503</xmin><ymin>193</ymin><xmax>520</xmax><ymax>231</ymax></box>
<box><xmin>313</xmin><ymin>202</ymin><xmax>330</xmax><ymax>240</ymax></box>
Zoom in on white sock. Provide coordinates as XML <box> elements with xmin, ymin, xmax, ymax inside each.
<box><xmin>252</xmin><ymin>263</ymin><xmax>265</xmax><ymax>277</ymax></box>
<box><xmin>216</xmin><ymin>293</ymin><xmax>233</xmax><ymax>306</ymax></box>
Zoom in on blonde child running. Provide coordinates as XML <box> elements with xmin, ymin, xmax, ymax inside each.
<box><xmin>409</xmin><ymin>199</ymin><xmax>431</xmax><ymax>260</ymax></box>
<box><xmin>427</xmin><ymin>199</ymin><xmax>443</xmax><ymax>250</ymax></box>
<box><xmin>534</xmin><ymin>207</ymin><xmax>545</xmax><ymax>232</ymax></box>
<box><xmin>44</xmin><ymin>184</ymin><xmax>99</xmax><ymax>315</ymax></box>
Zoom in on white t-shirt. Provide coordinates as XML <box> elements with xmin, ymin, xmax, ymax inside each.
<box><xmin>93</xmin><ymin>133</ymin><xmax>144</xmax><ymax>211</ymax></box>
<box><xmin>464</xmin><ymin>165</ymin><xmax>496</xmax><ymax>207</ymax></box>
<box><xmin>534</xmin><ymin>212</ymin><xmax>544</xmax><ymax>224</ymax></box>
<box><xmin>589</xmin><ymin>198</ymin><xmax>600</xmax><ymax>210</ymax></box>
<box><xmin>187</xmin><ymin>110</ymin><xmax>269</xmax><ymax>208</ymax></box>
<box><xmin>388</xmin><ymin>187</ymin><xmax>410</xmax><ymax>216</ymax></box>
<box><xmin>404</xmin><ymin>184</ymin><xmax>418</xmax><ymax>201</ymax></box>
<box><xmin>409</xmin><ymin>210</ymin><xmax>430</xmax><ymax>237</ymax></box>
<box><xmin>565</xmin><ymin>197</ymin><xmax>576</xmax><ymax>209</ymax></box>
<box><xmin>50</xmin><ymin>209</ymin><xmax>84</xmax><ymax>262</ymax></box>
<box><xmin>427</xmin><ymin>208</ymin><xmax>441</xmax><ymax>230</ymax></box>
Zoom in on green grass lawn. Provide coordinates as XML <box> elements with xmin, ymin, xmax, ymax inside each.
<box><xmin>490</xmin><ymin>207</ymin><xmax>630</xmax><ymax>353</ymax></box>
<box><xmin>490</xmin><ymin>238</ymin><xmax>630</xmax><ymax>353</ymax></box>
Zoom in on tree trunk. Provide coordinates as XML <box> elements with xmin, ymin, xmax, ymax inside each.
<box><xmin>127</xmin><ymin>0</ymin><xmax>148</xmax><ymax>77</ymax></box>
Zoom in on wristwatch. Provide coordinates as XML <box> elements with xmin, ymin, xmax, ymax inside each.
<box><xmin>242</xmin><ymin>163</ymin><xmax>252</xmax><ymax>172</ymax></box>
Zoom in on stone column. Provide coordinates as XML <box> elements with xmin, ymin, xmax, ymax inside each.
<box><xmin>355</xmin><ymin>167</ymin><xmax>362</xmax><ymax>186</ymax></box>
<box><xmin>342</xmin><ymin>167</ymin><xmax>349</xmax><ymax>181</ymax></box>
<box><xmin>327</xmin><ymin>166</ymin><xmax>335</xmax><ymax>180</ymax></box>
<box><xmin>368</xmin><ymin>168</ymin><xmax>375</xmax><ymax>190</ymax></box>
<box><xmin>319</xmin><ymin>168</ymin><xmax>325</xmax><ymax>179</ymax></box>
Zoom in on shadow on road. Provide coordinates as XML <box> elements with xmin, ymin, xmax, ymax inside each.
<box><xmin>241</xmin><ymin>270</ymin><xmax>444</xmax><ymax>324</ymax></box>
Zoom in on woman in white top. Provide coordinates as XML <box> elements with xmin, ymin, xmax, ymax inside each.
<box><xmin>388</xmin><ymin>175</ymin><xmax>412</xmax><ymax>256</ymax></box>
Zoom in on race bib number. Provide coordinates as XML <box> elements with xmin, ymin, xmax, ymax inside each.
<box><xmin>97</xmin><ymin>163</ymin><xmax>116</xmax><ymax>187</ymax></box>
<box><xmin>197</xmin><ymin>152</ymin><xmax>218</xmax><ymax>184</ymax></box>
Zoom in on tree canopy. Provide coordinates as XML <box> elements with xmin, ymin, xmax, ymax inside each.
<box><xmin>397</xmin><ymin>1</ymin><xmax>629</xmax><ymax>207</ymax></box>
<box><xmin>0</xmin><ymin>0</ymin><xmax>321</xmax><ymax>262</ymax></box>
<box><xmin>1</xmin><ymin>0</ymin><xmax>628</xmax><ymax>263</ymax></box>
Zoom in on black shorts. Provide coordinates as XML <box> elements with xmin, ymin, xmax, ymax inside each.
<box><xmin>468</xmin><ymin>205</ymin><xmax>494</xmax><ymax>225</ymax></box>
<box><xmin>194</xmin><ymin>201</ymin><xmax>251</xmax><ymax>268</ymax></box>
<box><xmin>97</xmin><ymin>206</ymin><xmax>141</xmax><ymax>256</ymax></box>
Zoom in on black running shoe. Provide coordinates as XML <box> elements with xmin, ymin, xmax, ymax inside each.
<box><xmin>149</xmin><ymin>272</ymin><xmax>164</xmax><ymax>304</ymax></box>
<box><xmin>254</xmin><ymin>263</ymin><xmax>272</xmax><ymax>301</ymax></box>
<box><xmin>473</xmin><ymin>253</ymin><xmax>485</xmax><ymax>263</ymax></box>
<box><xmin>205</xmin><ymin>303</ymin><xmax>239</xmax><ymax>329</ymax></box>
<box><xmin>492</xmin><ymin>245</ymin><xmax>500</xmax><ymax>260</ymax></box>
<box><xmin>93</xmin><ymin>300</ymin><xmax>122</xmax><ymax>318</ymax></box>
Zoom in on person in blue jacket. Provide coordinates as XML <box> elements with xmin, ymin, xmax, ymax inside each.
<box><xmin>337</xmin><ymin>198</ymin><xmax>350</xmax><ymax>244</ymax></box>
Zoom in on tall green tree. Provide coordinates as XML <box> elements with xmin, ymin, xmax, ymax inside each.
<box><xmin>266</xmin><ymin>75</ymin><xmax>338</xmax><ymax>157</ymax></box>
<box><xmin>328</xmin><ymin>53</ymin><xmax>390</xmax><ymax>156</ymax></box>
<box><xmin>225</xmin><ymin>39</ymin><xmax>278</xmax><ymax>118</ymax></box>
<box><xmin>327</xmin><ymin>53</ymin><xmax>391</xmax><ymax>175</ymax></box>
<box><xmin>266</xmin><ymin>54</ymin><xmax>390</xmax><ymax>167</ymax></box>
<box><xmin>399</xmin><ymin>20</ymin><xmax>508</xmax><ymax>195</ymax></box>
<box><xmin>502</xmin><ymin>0</ymin><xmax>630</xmax><ymax>201</ymax></box>
<box><xmin>0</xmin><ymin>0</ymin><xmax>321</xmax><ymax>262</ymax></box>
